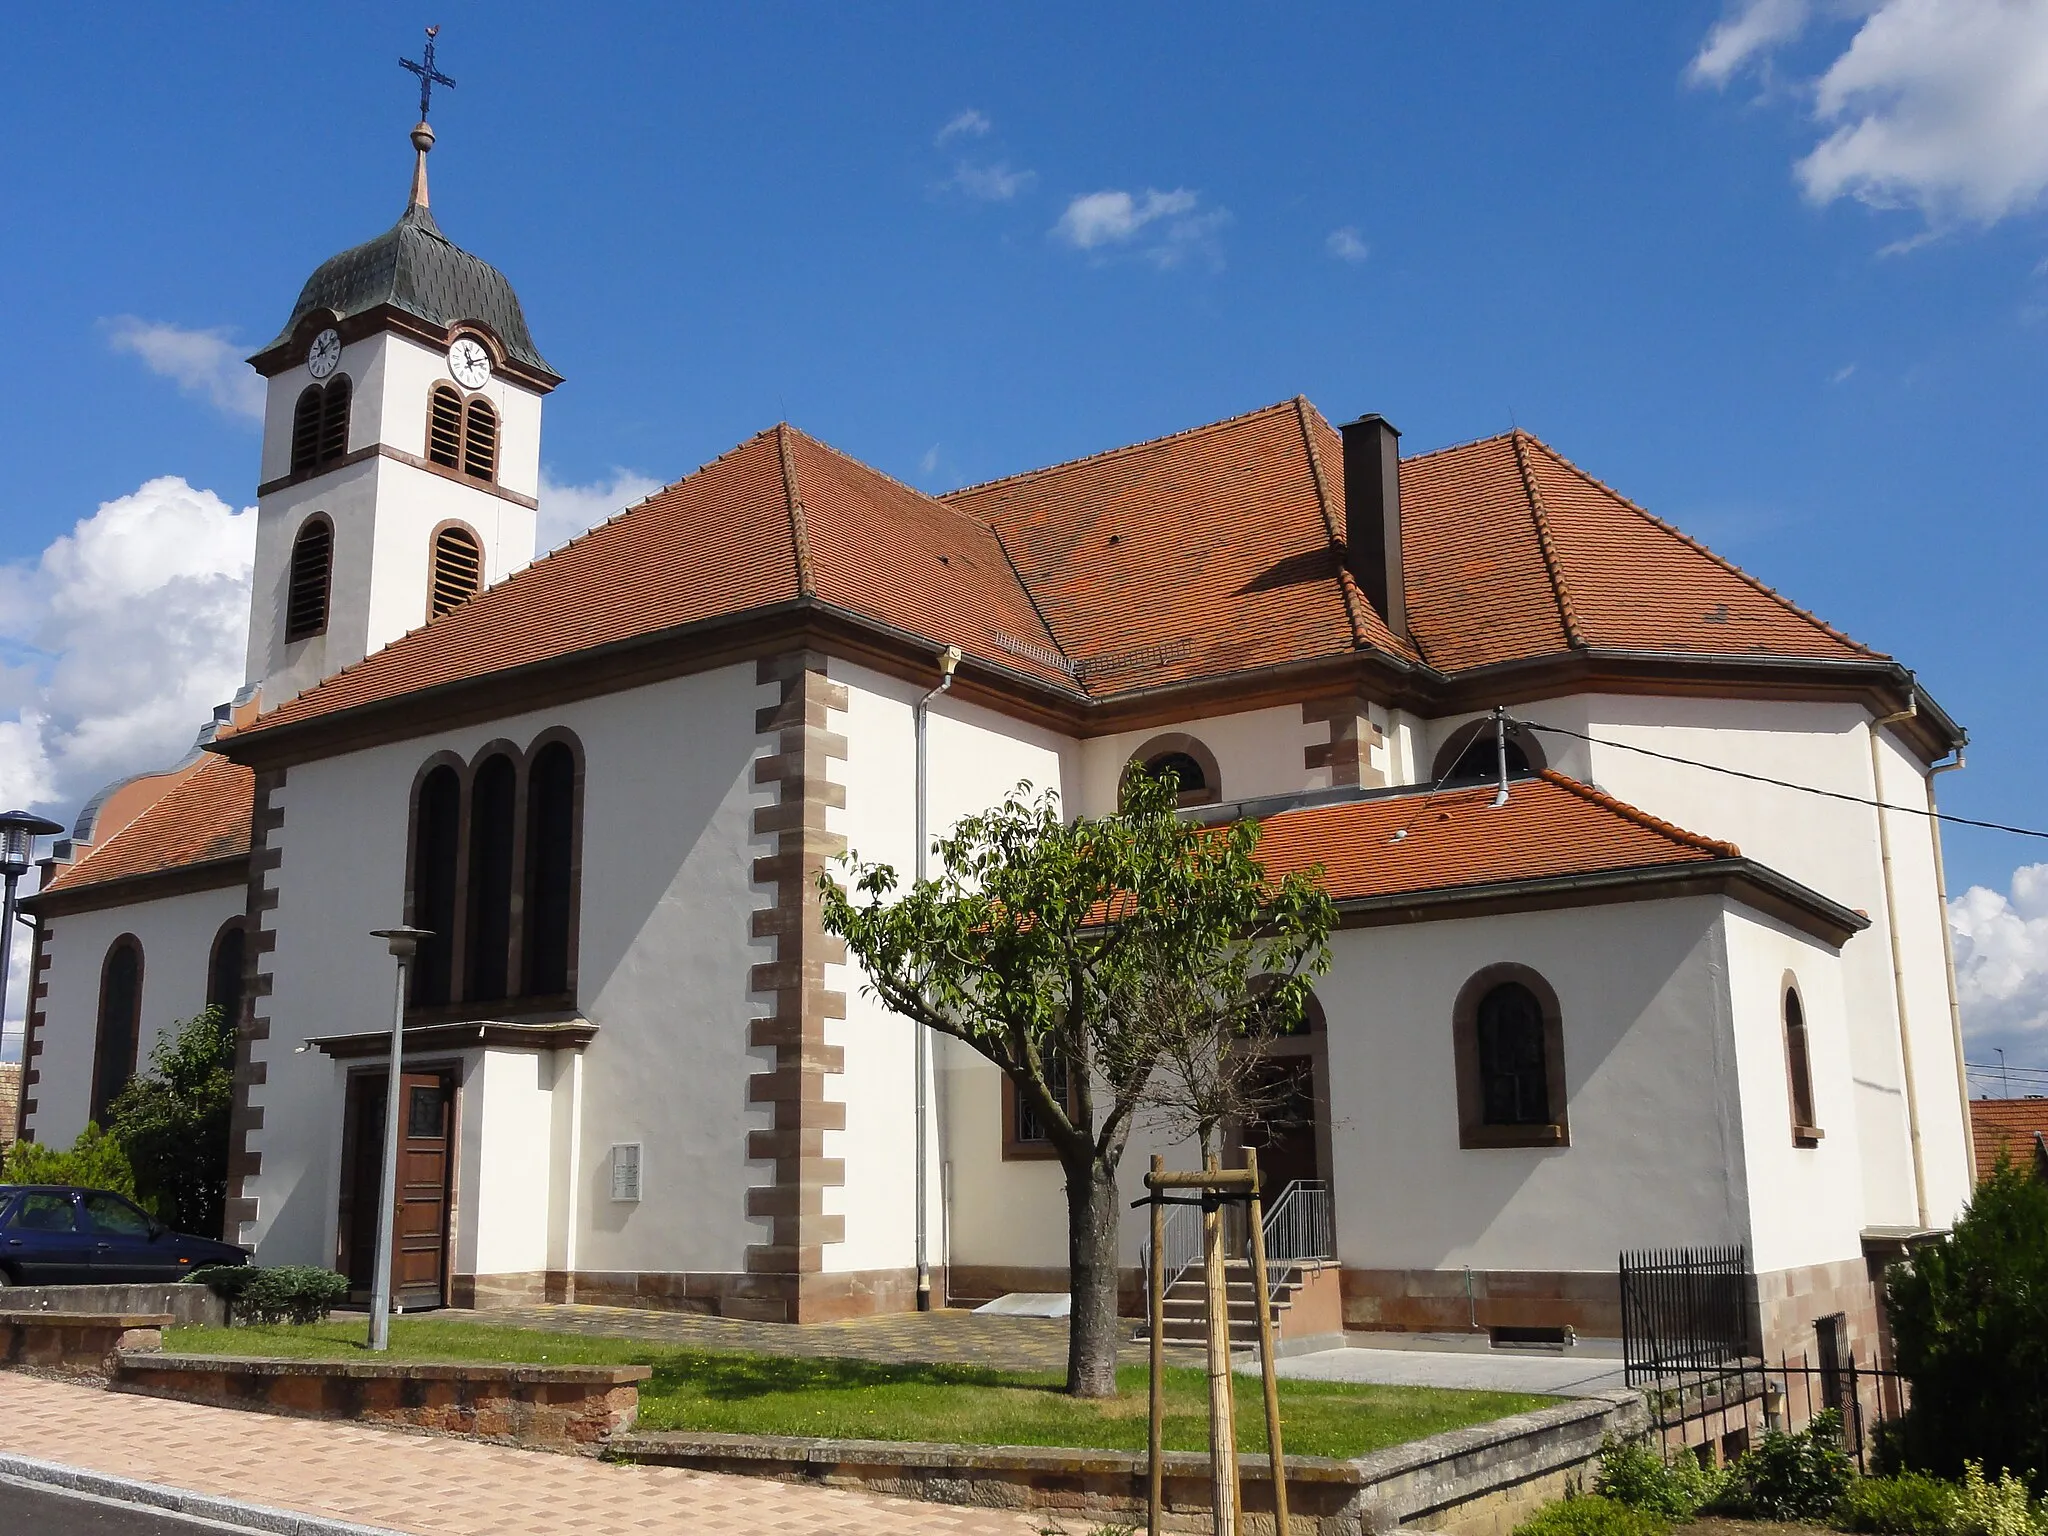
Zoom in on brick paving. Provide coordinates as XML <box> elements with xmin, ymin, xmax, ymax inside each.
<box><xmin>0</xmin><ymin>1372</ymin><xmax>1042</xmax><ymax>1535</ymax></box>
<box><xmin>435</xmin><ymin>1301</ymin><xmax>1204</xmax><ymax>1370</ymax></box>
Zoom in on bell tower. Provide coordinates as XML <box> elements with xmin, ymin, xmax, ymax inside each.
<box><xmin>242</xmin><ymin>44</ymin><xmax>561</xmax><ymax>706</ymax></box>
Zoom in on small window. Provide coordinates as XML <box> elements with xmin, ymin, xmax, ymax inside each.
<box><xmin>1453</xmin><ymin>964</ymin><xmax>1569</xmax><ymax>1149</ymax></box>
<box><xmin>1124</xmin><ymin>733</ymin><xmax>1223</xmax><ymax>809</ymax></box>
<box><xmin>206</xmin><ymin>919</ymin><xmax>246</xmax><ymax>1024</ymax></box>
<box><xmin>462</xmin><ymin>399</ymin><xmax>498</xmax><ymax>482</ymax></box>
<box><xmin>284</xmin><ymin>516</ymin><xmax>333</xmax><ymax>642</ymax></box>
<box><xmin>1432</xmin><ymin>719</ymin><xmax>1548</xmax><ymax>785</ymax></box>
<box><xmin>1004</xmin><ymin>1054</ymin><xmax>1072</xmax><ymax>1160</ymax></box>
<box><xmin>429</xmin><ymin>525</ymin><xmax>482</xmax><ymax>616</ymax></box>
<box><xmin>427</xmin><ymin>384</ymin><xmax>464</xmax><ymax>469</ymax></box>
<box><xmin>318</xmin><ymin>374</ymin><xmax>352</xmax><ymax>463</ymax></box>
<box><xmin>290</xmin><ymin>378</ymin><xmax>351</xmax><ymax>476</ymax></box>
<box><xmin>291</xmin><ymin>386</ymin><xmax>324</xmax><ymax>475</ymax></box>
<box><xmin>1785</xmin><ymin>984</ymin><xmax>1823</xmax><ymax>1146</ymax></box>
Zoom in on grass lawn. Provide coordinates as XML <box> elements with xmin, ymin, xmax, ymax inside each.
<box><xmin>164</xmin><ymin>1320</ymin><xmax>1551</xmax><ymax>1460</ymax></box>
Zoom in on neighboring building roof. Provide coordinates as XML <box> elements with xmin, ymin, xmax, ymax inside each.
<box><xmin>34</xmin><ymin>755</ymin><xmax>254</xmax><ymax>902</ymax></box>
<box><xmin>1244</xmin><ymin>771</ymin><xmax>1862</xmax><ymax>942</ymax></box>
<box><xmin>259</xmin><ymin>203</ymin><xmax>554</xmax><ymax>378</ymax></box>
<box><xmin>222</xmin><ymin>398</ymin><xmax>1935</xmax><ymax>753</ymax></box>
<box><xmin>1969</xmin><ymin>1098</ymin><xmax>2048</xmax><ymax>1184</ymax></box>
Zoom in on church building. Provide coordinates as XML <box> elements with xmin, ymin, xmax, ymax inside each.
<box><xmin>14</xmin><ymin>117</ymin><xmax>1975</xmax><ymax>1364</ymax></box>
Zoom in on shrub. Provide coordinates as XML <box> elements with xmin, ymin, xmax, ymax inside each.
<box><xmin>1838</xmin><ymin>1472</ymin><xmax>1960</xmax><ymax>1536</ymax></box>
<box><xmin>187</xmin><ymin>1265</ymin><xmax>348</xmax><ymax>1325</ymax></box>
<box><xmin>1594</xmin><ymin>1435</ymin><xmax>1727</xmax><ymax>1519</ymax></box>
<box><xmin>1</xmin><ymin>1121</ymin><xmax>137</xmax><ymax>1197</ymax></box>
<box><xmin>1887</xmin><ymin>1158</ymin><xmax>2048</xmax><ymax>1489</ymax></box>
<box><xmin>1953</xmin><ymin>1461</ymin><xmax>2048</xmax><ymax>1536</ymax></box>
<box><xmin>105</xmin><ymin>1006</ymin><xmax>235</xmax><ymax>1237</ymax></box>
<box><xmin>1717</xmin><ymin>1409</ymin><xmax>1853</xmax><ymax>1521</ymax></box>
<box><xmin>1511</xmin><ymin>1494</ymin><xmax>1669</xmax><ymax>1536</ymax></box>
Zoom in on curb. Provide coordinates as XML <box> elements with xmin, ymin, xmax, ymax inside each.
<box><xmin>0</xmin><ymin>1454</ymin><xmax>408</xmax><ymax>1536</ymax></box>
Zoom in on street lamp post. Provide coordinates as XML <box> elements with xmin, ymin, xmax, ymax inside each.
<box><xmin>367</xmin><ymin>926</ymin><xmax>431</xmax><ymax>1352</ymax></box>
<box><xmin>1</xmin><ymin>811</ymin><xmax>65</xmax><ymax>1134</ymax></box>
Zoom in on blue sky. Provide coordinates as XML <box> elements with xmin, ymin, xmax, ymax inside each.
<box><xmin>2</xmin><ymin>2</ymin><xmax>2046</xmax><ymax>1058</ymax></box>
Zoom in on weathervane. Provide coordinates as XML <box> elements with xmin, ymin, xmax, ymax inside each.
<box><xmin>400</xmin><ymin>25</ymin><xmax>456</xmax><ymax>122</ymax></box>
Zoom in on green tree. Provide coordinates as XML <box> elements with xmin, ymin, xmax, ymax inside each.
<box><xmin>2</xmin><ymin>1120</ymin><xmax>137</xmax><ymax>1195</ymax></box>
<box><xmin>1886</xmin><ymin>1156</ymin><xmax>2048</xmax><ymax>1487</ymax></box>
<box><xmin>821</xmin><ymin>774</ymin><xmax>1333</xmax><ymax>1397</ymax></box>
<box><xmin>104</xmin><ymin>1005</ymin><xmax>236</xmax><ymax>1236</ymax></box>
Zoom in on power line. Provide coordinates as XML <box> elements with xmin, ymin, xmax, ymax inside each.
<box><xmin>1515</xmin><ymin>719</ymin><xmax>2048</xmax><ymax>842</ymax></box>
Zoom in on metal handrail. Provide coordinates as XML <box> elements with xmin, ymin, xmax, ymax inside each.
<box><xmin>1258</xmin><ymin>1178</ymin><xmax>1333</xmax><ymax>1269</ymax></box>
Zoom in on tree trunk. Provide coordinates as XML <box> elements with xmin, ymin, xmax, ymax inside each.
<box><xmin>1063</xmin><ymin>1152</ymin><xmax>1124</xmax><ymax>1398</ymax></box>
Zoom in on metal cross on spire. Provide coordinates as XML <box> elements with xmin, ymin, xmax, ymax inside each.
<box><xmin>400</xmin><ymin>25</ymin><xmax>456</xmax><ymax>122</ymax></box>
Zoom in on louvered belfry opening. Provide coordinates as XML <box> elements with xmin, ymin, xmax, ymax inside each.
<box><xmin>430</xmin><ymin>525</ymin><xmax>482</xmax><ymax>616</ymax></box>
<box><xmin>462</xmin><ymin>398</ymin><xmax>498</xmax><ymax>481</ymax></box>
<box><xmin>427</xmin><ymin>384</ymin><xmax>464</xmax><ymax>468</ymax></box>
<box><xmin>284</xmin><ymin>516</ymin><xmax>333</xmax><ymax>642</ymax></box>
<box><xmin>291</xmin><ymin>379</ymin><xmax>352</xmax><ymax>476</ymax></box>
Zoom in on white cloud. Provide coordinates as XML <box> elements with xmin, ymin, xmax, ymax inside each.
<box><xmin>1830</xmin><ymin>362</ymin><xmax>1857</xmax><ymax>383</ymax></box>
<box><xmin>943</xmin><ymin>161</ymin><xmax>1037</xmax><ymax>202</ymax></box>
<box><xmin>919</xmin><ymin>445</ymin><xmax>942</xmax><ymax>476</ymax></box>
<box><xmin>103</xmin><ymin>317</ymin><xmax>265</xmax><ymax>422</ymax></box>
<box><xmin>1688</xmin><ymin>0</ymin><xmax>1816</xmax><ymax>87</ymax></box>
<box><xmin>937</xmin><ymin>110</ymin><xmax>992</xmax><ymax>145</ymax></box>
<box><xmin>1327</xmin><ymin>226</ymin><xmax>1371</xmax><ymax>263</ymax></box>
<box><xmin>1052</xmin><ymin>188</ymin><xmax>1229</xmax><ymax>268</ymax></box>
<box><xmin>1951</xmin><ymin>863</ymin><xmax>2048</xmax><ymax>1063</ymax></box>
<box><xmin>1690</xmin><ymin>0</ymin><xmax>2048</xmax><ymax>228</ymax></box>
<box><xmin>536</xmin><ymin>468</ymin><xmax>665</xmax><ymax>554</ymax></box>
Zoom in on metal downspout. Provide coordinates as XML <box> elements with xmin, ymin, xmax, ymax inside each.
<box><xmin>912</xmin><ymin>647</ymin><xmax>961</xmax><ymax>1310</ymax></box>
<box><xmin>1927</xmin><ymin>752</ymin><xmax>1974</xmax><ymax>1190</ymax></box>
<box><xmin>1869</xmin><ymin>695</ymin><xmax>1928</xmax><ymax>1228</ymax></box>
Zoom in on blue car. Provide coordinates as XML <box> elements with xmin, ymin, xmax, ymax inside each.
<box><xmin>0</xmin><ymin>1185</ymin><xmax>247</xmax><ymax>1285</ymax></box>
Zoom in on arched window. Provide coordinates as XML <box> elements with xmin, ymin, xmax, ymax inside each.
<box><xmin>465</xmin><ymin>753</ymin><xmax>518</xmax><ymax>1004</ymax></box>
<box><xmin>206</xmin><ymin>919</ymin><xmax>246</xmax><ymax>1026</ymax></box>
<box><xmin>429</xmin><ymin>525</ymin><xmax>482</xmax><ymax>617</ymax></box>
<box><xmin>461</xmin><ymin>399</ymin><xmax>498</xmax><ymax>482</ymax></box>
<box><xmin>409</xmin><ymin>764</ymin><xmax>462</xmax><ymax>1007</ymax></box>
<box><xmin>291</xmin><ymin>387</ymin><xmax>324</xmax><ymax>475</ymax></box>
<box><xmin>284</xmin><ymin>515</ymin><xmax>333</xmax><ymax>643</ymax></box>
<box><xmin>90</xmin><ymin>937</ymin><xmax>144</xmax><ymax>1124</ymax></box>
<box><xmin>523</xmin><ymin>740</ymin><xmax>579</xmax><ymax>998</ymax></box>
<box><xmin>1453</xmin><ymin>964</ymin><xmax>1569</xmax><ymax>1148</ymax></box>
<box><xmin>1785</xmin><ymin>982</ymin><xmax>1822</xmax><ymax>1145</ymax></box>
<box><xmin>427</xmin><ymin>384</ymin><xmax>464</xmax><ymax>469</ymax></box>
<box><xmin>1433</xmin><ymin>719</ymin><xmax>1547</xmax><ymax>785</ymax></box>
<box><xmin>1124</xmin><ymin>733</ymin><xmax>1223</xmax><ymax>809</ymax></box>
<box><xmin>290</xmin><ymin>379</ymin><xmax>351</xmax><ymax>476</ymax></box>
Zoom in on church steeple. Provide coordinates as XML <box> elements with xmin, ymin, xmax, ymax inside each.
<box><xmin>399</xmin><ymin>25</ymin><xmax>454</xmax><ymax>213</ymax></box>
<box><xmin>409</xmin><ymin>122</ymin><xmax>435</xmax><ymax>211</ymax></box>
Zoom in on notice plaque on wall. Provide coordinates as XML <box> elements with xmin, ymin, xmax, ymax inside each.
<box><xmin>611</xmin><ymin>1142</ymin><xmax>642</xmax><ymax>1203</ymax></box>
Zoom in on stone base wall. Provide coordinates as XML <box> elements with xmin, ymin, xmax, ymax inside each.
<box><xmin>1340</xmin><ymin>1268</ymin><xmax>1622</xmax><ymax>1338</ymax></box>
<box><xmin>452</xmin><ymin>1265</ymin><xmax>932</xmax><ymax>1322</ymax></box>
<box><xmin>112</xmin><ymin>1353</ymin><xmax>649</xmax><ymax>1451</ymax></box>
<box><xmin>0</xmin><ymin>1313</ymin><xmax>166</xmax><ymax>1371</ymax></box>
<box><xmin>1755</xmin><ymin>1257</ymin><xmax>1889</xmax><ymax>1367</ymax></box>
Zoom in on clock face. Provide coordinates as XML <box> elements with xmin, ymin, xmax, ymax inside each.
<box><xmin>306</xmin><ymin>329</ymin><xmax>342</xmax><ymax>380</ymax></box>
<box><xmin>448</xmin><ymin>337</ymin><xmax>492</xmax><ymax>390</ymax></box>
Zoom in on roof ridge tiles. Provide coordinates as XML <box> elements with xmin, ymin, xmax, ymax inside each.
<box><xmin>1293</xmin><ymin>396</ymin><xmax>1368</xmax><ymax>652</ymax></box>
<box><xmin>1516</xmin><ymin>434</ymin><xmax>1883</xmax><ymax>661</ymax></box>
<box><xmin>779</xmin><ymin>422</ymin><xmax>1020</xmax><ymax>533</ymax></box>
<box><xmin>776</xmin><ymin>423</ymin><xmax>817</xmax><ymax>600</ymax></box>
<box><xmin>1533</xmin><ymin>769</ymin><xmax>1741</xmax><ymax>858</ymax></box>
<box><xmin>1511</xmin><ymin>430</ymin><xmax>1589</xmax><ymax>650</ymax></box>
<box><xmin>940</xmin><ymin>397</ymin><xmax>1303</xmax><ymax>501</ymax></box>
<box><xmin>1396</xmin><ymin>428</ymin><xmax>1521</xmax><ymax>466</ymax></box>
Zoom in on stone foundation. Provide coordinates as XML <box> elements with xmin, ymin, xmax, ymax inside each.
<box><xmin>1340</xmin><ymin>1268</ymin><xmax>1622</xmax><ymax>1339</ymax></box>
<box><xmin>1755</xmin><ymin>1256</ymin><xmax>1889</xmax><ymax>1367</ymax></box>
<box><xmin>112</xmin><ymin>1353</ymin><xmax>650</xmax><ymax>1451</ymax></box>
<box><xmin>0</xmin><ymin>1312</ymin><xmax>168</xmax><ymax>1371</ymax></box>
<box><xmin>451</xmin><ymin>1265</ymin><xmax>933</xmax><ymax>1321</ymax></box>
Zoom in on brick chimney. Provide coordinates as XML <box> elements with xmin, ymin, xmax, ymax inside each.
<box><xmin>1340</xmin><ymin>414</ymin><xmax>1406</xmax><ymax>638</ymax></box>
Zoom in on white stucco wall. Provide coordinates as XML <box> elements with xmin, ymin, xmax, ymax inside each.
<box><xmin>826</xmin><ymin>660</ymin><xmax>1076</xmax><ymax>1278</ymax></box>
<box><xmin>26</xmin><ymin>882</ymin><xmax>247</xmax><ymax>1148</ymax></box>
<box><xmin>1074</xmin><ymin>704</ymin><xmax>1333</xmax><ymax>815</ymax></box>
<box><xmin>240</xmin><ymin>660</ymin><xmax>773</xmax><ymax>1283</ymax></box>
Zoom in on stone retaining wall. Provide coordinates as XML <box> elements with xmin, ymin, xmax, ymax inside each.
<box><xmin>0</xmin><ymin>1284</ymin><xmax>225</xmax><ymax>1328</ymax></box>
<box><xmin>0</xmin><ymin>1312</ymin><xmax>169</xmax><ymax>1371</ymax></box>
<box><xmin>112</xmin><ymin>1353</ymin><xmax>652</xmax><ymax>1452</ymax></box>
<box><xmin>614</xmin><ymin>1388</ymin><xmax>1648</xmax><ymax>1535</ymax></box>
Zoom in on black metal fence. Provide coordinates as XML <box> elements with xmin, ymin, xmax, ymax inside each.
<box><xmin>1640</xmin><ymin>1355</ymin><xmax>1908</xmax><ymax>1473</ymax></box>
<box><xmin>1620</xmin><ymin>1245</ymin><xmax>1753</xmax><ymax>1386</ymax></box>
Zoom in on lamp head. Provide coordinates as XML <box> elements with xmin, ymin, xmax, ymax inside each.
<box><xmin>0</xmin><ymin>810</ymin><xmax>64</xmax><ymax>880</ymax></box>
<box><xmin>371</xmin><ymin>925</ymin><xmax>433</xmax><ymax>961</ymax></box>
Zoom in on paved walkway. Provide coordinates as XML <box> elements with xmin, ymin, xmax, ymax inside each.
<box><xmin>437</xmin><ymin>1302</ymin><xmax>1202</xmax><ymax>1370</ymax></box>
<box><xmin>0</xmin><ymin>1373</ymin><xmax>1040</xmax><ymax>1536</ymax></box>
<box><xmin>1273</xmin><ymin>1344</ymin><xmax>1627</xmax><ymax>1396</ymax></box>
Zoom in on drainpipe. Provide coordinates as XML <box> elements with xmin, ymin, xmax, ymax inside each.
<box><xmin>913</xmin><ymin>645</ymin><xmax>962</xmax><ymax>1310</ymax></box>
<box><xmin>1868</xmin><ymin>691</ymin><xmax>1928</xmax><ymax>1228</ymax></box>
<box><xmin>1927</xmin><ymin>750</ymin><xmax>1974</xmax><ymax>1192</ymax></box>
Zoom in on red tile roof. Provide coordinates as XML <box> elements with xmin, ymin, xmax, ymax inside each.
<box><xmin>1250</xmin><ymin>770</ymin><xmax>1738</xmax><ymax>905</ymax></box>
<box><xmin>1969</xmin><ymin>1098</ymin><xmax>2048</xmax><ymax>1185</ymax></box>
<box><xmin>39</xmin><ymin>754</ymin><xmax>254</xmax><ymax>897</ymax></box>
<box><xmin>227</xmin><ymin>400</ymin><xmax>1889</xmax><ymax>744</ymax></box>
